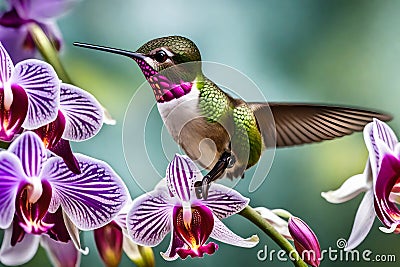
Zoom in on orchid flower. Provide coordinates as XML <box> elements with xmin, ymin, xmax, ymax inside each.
<box><xmin>255</xmin><ymin>207</ymin><xmax>321</xmax><ymax>267</ymax></box>
<box><xmin>0</xmin><ymin>41</ymin><xmax>59</xmax><ymax>141</ymax></box>
<box><xmin>95</xmin><ymin>201</ymin><xmax>155</xmax><ymax>267</ymax></box>
<box><xmin>128</xmin><ymin>154</ymin><xmax>259</xmax><ymax>260</ymax></box>
<box><xmin>0</xmin><ymin>0</ymin><xmax>79</xmax><ymax>62</ymax></box>
<box><xmin>322</xmin><ymin>119</ymin><xmax>400</xmax><ymax>250</ymax></box>
<box><xmin>0</xmin><ymin>131</ymin><xmax>129</xmax><ymax>265</ymax></box>
<box><xmin>34</xmin><ymin>82</ymin><xmax>103</xmax><ymax>173</ymax></box>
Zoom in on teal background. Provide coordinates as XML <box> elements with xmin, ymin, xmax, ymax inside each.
<box><xmin>3</xmin><ymin>0</ymin><xmax>400</xmax><ymax>266</ymax></box>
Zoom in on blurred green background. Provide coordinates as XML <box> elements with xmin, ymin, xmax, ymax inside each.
<box><xmin>4</xmin><ymin>0</ymin><xmax>400</xmax><ymax>266</ymax></box>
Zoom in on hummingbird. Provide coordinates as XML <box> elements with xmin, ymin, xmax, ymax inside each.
<box><xmin>74</xmin><ymin>36</ymin><xmax>391</xmax><ymax>199</ymax></box>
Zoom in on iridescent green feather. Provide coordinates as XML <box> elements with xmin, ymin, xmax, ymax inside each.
<box><xmin>232</xmin><ymin>105</ymin><xmax>262</xmax><ymax>168</ymax></box>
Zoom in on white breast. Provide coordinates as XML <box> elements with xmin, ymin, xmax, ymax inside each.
<box><xmin>157</xmin><ymin>85</ymin><xmax>201</xmax><ymax>142</ymax></box>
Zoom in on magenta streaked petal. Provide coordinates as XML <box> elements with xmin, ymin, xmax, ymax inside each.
<box><xmin>389</xmin><ymin>182</ymin><xmax>400</xmax><ymax>204</ymax></box>
<box><xmin>201</xmin><ymin>183</ymin><xmax>249</xmax><ymax>219</ymax></box>
<box><xmin>41</xmin><ymin>235</ymin><xmax>80</xmax><ymax>267</ymax></box>
<box><xmin>0</xmin><ymin>42</ymin><xmax>13</xmax><ymax>83</ymax></box>
<box><xmin>59</xmin><ymin>83</ymin><xmax>103</xmax><ymax>141</ymax></box>
<box><xmin>210</xmin><ymin>216</ymin><xmax>259</xmax><ymax>248</ymax></box>
<box><xmin>34</xmin><ymin>110</ymin><xmax>66</xmax><ymax>149</ymax></box>
<box><xmin>127</xmin><ymin>189</ymin><xmax>172</xmax><ymax>246</ymax></box>
<box><xmin>176</xmin><ymin>242</ymin><xmax>217</xmax><ymax>259</ymax></box>
<box><xmin>0</xmin><ymin>84</ymin><xmax>28</xmax><ymax>141</ymax></box>
<box><xmin>94</xmin><ymin>221</ymin><xmax>123</xmax><ymax>267</ymax></box>
<box><xmin>43</xmin><ymin>153</ymin><xmax>128</xmax><ymax>230</ymax></box>
<box><xmin>374</xmin><ymin>154</ymin><xmax>400</xmax><ymax>232</ymax></box>
<box><xmin>166</xmin><ymin>154</ymin><xmax>200</xmax><ymax>201</ymax></box>
<box><xmin>345</xmin><ymin>190</ymin><xmax>375</xmax><ymax>251</ymax></box>
<box><xmin>288</xmin><ymin>217</ymin><xmax>321</xmax><ymax>267</ymax></box>
<box><xmin>160</xmin><ymin>230</ymin><xmax>185</xmax><ymax>261</ymax></box>
<box><xmin>10</xmin><ymin>59</ymin><xmax>60</xmax><ymax>129</ymax></box>
<box><xmin>173</xmin><ymin>204</ymin><xmax>214</xmax><ymax>254</ymax></box>
<box><xmin>49</xmin><ymin>138</ymin><xmax>81</xmax><ymax>174</ymax></box>
<box><xmin>15</xmin><ymin>180</ymin><xmax>53</xmax><ymax>235</ymax></box>
<box><xmin>0</xmin><ymin>152</ymin><xmax>28</xmax><ymax>228</ymax></box>
<box><xmin>0</xmin><ymin>228</ymin><xmax>40</xmax><ymax>266</ymax></box>
<box><xmin>8</xmin><ymin>131</ymin><xmax>47</xmax><ymax>177</ymax></box>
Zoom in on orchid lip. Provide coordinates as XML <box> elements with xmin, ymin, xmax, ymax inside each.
<box><xmin>73</xmin><ymin>42</ymin><xmax>146</xmax><ymax>60</ymax></box>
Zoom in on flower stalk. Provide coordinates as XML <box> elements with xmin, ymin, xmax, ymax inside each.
<box><xmin>239</xmin><ymin>205</ymin><xmax>308</xmax><ymax>267</ymax></box>
<box><xmin>28</xmin><ymin>23</ymin><xmax>72</xmax><ymax>84</ymax></box>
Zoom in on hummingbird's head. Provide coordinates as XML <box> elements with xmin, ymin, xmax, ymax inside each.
<box><xmin>74</xmin><ymin>36</ymin><xmax>202</xmax><ymax>103</ymax></box>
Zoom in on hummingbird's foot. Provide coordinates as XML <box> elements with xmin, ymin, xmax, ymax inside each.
<box><xmin>194</xmin><ymin>176</ymin><xmax>211</xmax><ymax>199</ymax></box>
<box><xmin>227</xmin><ymin>154</ymin><xmax>236</xmax><ymax>168</ymax></box>
<box><xmin>195</xmin><ymin>151</ymin><xmax>233</xmax><ymax>200</ymax></box>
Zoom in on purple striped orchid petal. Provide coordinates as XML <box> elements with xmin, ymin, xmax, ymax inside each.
<box><xmin>59</xmin><ymin>83</ymin><xmax>103</xmax><ymax>141</ymax></box>
<box><xmin>128</xmin><ymin>189</ymin><xmax>173</xmax><ymax>246</ymax></box>
<box><xmin>345</xmin><ymin>190</ymin><xmax>375</xmax><ymax>251</ymax></box>
<box><xmin>49</xmin><ymin>138</ymin><xmax>80</xmax><ymax>174</ymax></box>
<box><xmin>322</xmin><ymin>161</ymin><xmax>372</xmax><ymax>204</ymax></box>
<box><xmin>374</xmin><ymin>153</ymin><xmax>400</xmax><ymax>233</ymax></box>
<box><xmin>94</xmin><ymin>221</ymin><xmax>123</xmax><ymax>267</ymax></box>
<box><xmin>201</xmin><ymin>183</ymin><xmax>249</xmax><ymax>219</ymax></box>
<box><xmin>0</xmin><ymin>42</ymin><xmax>13</xmax><ymax>83</ymax></box>
<box><xmin>166</xmin><ymin>154</ymin><xmax>200</xmax><ymax>201</ymax></box>
<box><xmin>43</xmin><ymin>153</ymin><xmax>129</xmax><ymax>230</ymax></box>
<box><xmin>8</xmin><ymin>131</ymin><xmax>47</xmax><ymax>177</ymax></box>
<box><xmin>0</xmin><ymin>152</ymin><xmax>28</xmax><ymax>228</ymax></box>
<box><xmin>10</xmin><ymin>59</ymin><xmax>60</xmax><ymax>129</ymax></box>
<box><xmin>0</xmin><ymin>227</ymin><xmax>40</xmax><ymax>266</ymax></box>
<box><xmin>210</xmin><ymin>216</ymin><xmax>259</xmax><ymax>248</ymax></box>
<box><xmin>41</xmin><ymin>235</ymin><xmax>80</xmax><ymax>267</ymax></box>
<box><xmin>288</xmin><ymin>217</ymin><xmax>321</xmax><ymax>267</ymax></box>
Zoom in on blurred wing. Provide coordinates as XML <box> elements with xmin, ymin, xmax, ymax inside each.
<box><xmin>249</xmin><ymin>102</ymin><xmax>392</xmax><ymax>148</ymax></box>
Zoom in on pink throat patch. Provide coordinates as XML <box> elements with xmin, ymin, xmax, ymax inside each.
<box><xmin>134</xmin><ymin>58</ymin><xmax>192</xmax><ymax>103</ymax></box>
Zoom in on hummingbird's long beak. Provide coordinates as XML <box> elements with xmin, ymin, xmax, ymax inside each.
<box><xmin>73</xmin><ymin>42</ymin><xmax>146</xmax><ymax>60</ymax></box>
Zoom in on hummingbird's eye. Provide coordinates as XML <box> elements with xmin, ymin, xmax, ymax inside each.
<box><xmin>154</xmin><ymin>50</ymin><xmax>168</xmax><ymax>63</ymax></box>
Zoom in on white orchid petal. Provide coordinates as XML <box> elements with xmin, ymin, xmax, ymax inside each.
<box><xmin>345</xmin><ymin>190</ymin><xmax>375</xmax><ymax>251</ymax></box>
<box><xmin>321</xmin><ymin>171</ymin><xmax>371</xmax><ymax>204</ymax></box>
<box><xmin>0</xmin><ymin>228</ymin><xmax>40</xmax><ymax>265</ymax></box>
<box><xmin>210</xmin><ymin>216</ymin><xmax>259</xmax><ymax>248</ymax></box>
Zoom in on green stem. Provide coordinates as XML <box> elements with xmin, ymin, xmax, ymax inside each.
<box><xmin>27</xmin><ymin>23</ymin><xmax>73</xmax><ymax>84</ymax></box>
<box><xmin>239</xmin><ymin>206</ymin><xmax>308</xmax><ymax>267</ymax></box>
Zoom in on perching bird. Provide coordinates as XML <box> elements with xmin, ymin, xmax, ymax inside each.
<box><xmin>74</xmin><ymin>36</ymin><xmax>391</xmax><ymax>198</ymax></box>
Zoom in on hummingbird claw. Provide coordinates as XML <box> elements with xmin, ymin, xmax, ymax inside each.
<box><xmin>201</xmin><ymin>175</ymin><xmax>211</xmax><ymax>200</ymax></box>
<box><xmin>194</xmin><ymin>181</ymin><xmax>203</xmax><ymax>199</ymax></box>
<box><xmin>227</xmin><ymin>154</ymin><xmax>236</xmax><ymax>168</ymax></box>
